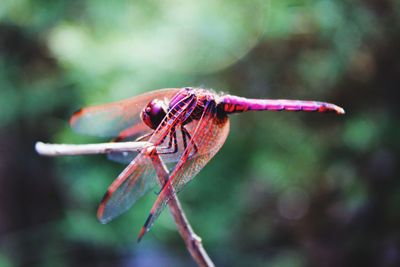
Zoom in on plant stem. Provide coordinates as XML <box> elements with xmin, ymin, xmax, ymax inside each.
<box><xmin>35</xmin><ymin>141</ymin><xmax>215</xmax><ymax>267</ymax></box>
<box><xmin>146</xmin><ymin>145</ymin><xmax>214</xmax><ymax>267</ymax></box>
<box><xmin>35</xmin><ymin>141</ymin><xmax>151</xmax><ymax>156</ymax></box>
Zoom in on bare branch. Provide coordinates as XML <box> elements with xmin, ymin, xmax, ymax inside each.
<box><xmin>35</xmin><ymin>141</ymin><xmax>151</xmax><ymax>156</ymax></box>
<box><xmin>146</xmin><ymin>146</ymin><xmax>215</xmax><ymax>267</ymax></box>
<box><xmin>35</xmin><ymin>141</ymin><xmax>215</xmax><ymax>267</ymax></box>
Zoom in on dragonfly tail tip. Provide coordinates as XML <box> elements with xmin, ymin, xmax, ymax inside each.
<box><xmin>337</xmin><ymin>107</ymin><xmax>345</xmax><ymax>115</ymax></box>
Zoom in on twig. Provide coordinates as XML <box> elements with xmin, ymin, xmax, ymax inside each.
<box><xmin>35</xmin><ymin>141</ymin><xmax>151</xmax><ymax>156</ymax></box>
<box><xmin>35</xmin><ymin>141</ymin><xmax>215</xmax><ymax>267</ymax></box>
<box><xmin>146</xmin><ymin>146</ymin><xmax>215</xmax><ymax>267</ymax></box>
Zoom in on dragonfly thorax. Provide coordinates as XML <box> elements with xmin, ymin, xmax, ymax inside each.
<box><xmin>140</xmin><ymin>99</ymin><xmax>167</xmax><ymax>129</ymax></box>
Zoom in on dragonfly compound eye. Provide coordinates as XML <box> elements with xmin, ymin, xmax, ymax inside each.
<box><xmin>141</xmin><ymin>99</ymin><xmax>167</xmax><ymax>129</ymax></box>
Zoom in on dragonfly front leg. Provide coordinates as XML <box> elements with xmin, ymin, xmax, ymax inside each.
<box><xmin>135</xmin><ymin>132</ymin><xmax>154</xmax><ymax>142</ymax></box>
<box><xmin>112</xmin><ymin>123</ymin><xmax>151</xmax><ymax>142</ymax></box>
<box><xmin>158</xmin><ymin>129</ymin><xmax>178</xmax><ymax>155</ymax></box>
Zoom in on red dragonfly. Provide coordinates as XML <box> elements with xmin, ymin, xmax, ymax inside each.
<box><xmin>70</xmin><ymin>87</ymin><xmax>344</xmax><ymax>241</ymax></box>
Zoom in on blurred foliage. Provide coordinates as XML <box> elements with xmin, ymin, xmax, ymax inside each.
<box><xmin>0</xmin><ymin>0</ymin><xmax>399</xmax><ymax>266</ymax></box>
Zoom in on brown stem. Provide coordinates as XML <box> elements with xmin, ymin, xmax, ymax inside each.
<box><xmin>146</xmin><ymin>146</ymin><xmax>215</xmax><ymax>267</ymax></box>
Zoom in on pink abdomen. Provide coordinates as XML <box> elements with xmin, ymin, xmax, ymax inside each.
<box><xmin>221</xmin><ymin>95</ymin><xmax>345</xmax><ymax>115</ymax></box>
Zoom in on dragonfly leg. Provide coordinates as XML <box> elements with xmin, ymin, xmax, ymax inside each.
<box><xmin>152</xmin><ymin>128</ymin><xmax>175</xmax><ymax>153</ymax></box>
<box><xmin>157</xmin><ymin>130</ymin><xmax>170</xmax><ymax>146</ymax></box>
<box><xmin>165</xmin><ymin>128</ymin><xmax>174</xmax><ymax>149</ymax></box>
<box><xmin>170</xmin><ymin>131</ymin><xmax>178</xmax><ymax>154</ymax></box>
<box><xmin>135</xmin><ymin>132</ymin><xmax>154</xmax><ymax>142</ymax></box>
<box><xmin>181</xmin><ymin>126</ymin><xmax>188</xmax><ymax>149</ymax></box>
<box><xmin>166</xmin><ymin>128</ymin><xmax>177</xmax><ymax>152</ymax></box>
<box><xmin>181</xmin><ymin>126</ymin><xmax>198</xmax><ymax>155</ymax></box>
<box><xmin>112</xmin><ymin>129</ymin><xmax>153</xmax><ymax>142</ymax></box>
<box><xmin>158</xmin><ymin>128</ymin><xmax>179</xmax><ymax>155</ymax></box>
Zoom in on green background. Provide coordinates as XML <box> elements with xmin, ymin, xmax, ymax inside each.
<box><xmin>0</xmin><ymin>0</ymin><xmax>399</xmax><ymax>266</ymax></box>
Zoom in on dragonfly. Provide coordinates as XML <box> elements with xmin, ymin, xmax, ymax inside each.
<box><xmin>70</xmin><ymin>87</ymin><xmax>345</xmax><ymax>241</ymax></box>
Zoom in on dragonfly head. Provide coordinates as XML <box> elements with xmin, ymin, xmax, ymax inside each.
<box><xmin>141</xmin><ymin>99</ymin><xmax>167</xmax><ymax>129</ymax></box>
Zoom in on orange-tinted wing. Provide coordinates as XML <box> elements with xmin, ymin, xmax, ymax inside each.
<box><xmin>97</xmin><ymin>91</ymin><xmax>198</xmax><ymax>223</ymax></box>
<box><xmin>97</xmin><ymin>154</ymin><xmax>156</xmax><ymax>224</ymax></box>
<box><xmin>70</xmin><ymin>88</ymin><xmax>181</xmax><ymax>138</ymax></box>
<box><xmin>138</xmin><ymin>100</ymin><xmax>230</xmax><ymax>240</ymax></box>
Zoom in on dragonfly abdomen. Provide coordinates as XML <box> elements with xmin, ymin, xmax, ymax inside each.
<box><xmin>221</xmin><ymin>95</ymin><xmax>345</xmax><ymax>115</ymax></box>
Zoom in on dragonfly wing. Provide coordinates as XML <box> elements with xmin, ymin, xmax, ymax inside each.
<box><xmin>98</xmin><ymin>91</ymin><xmax>199</xmax><ymax>223</ymax></box>
<box><xmin>138</xmin><ymin>100</ymin><xmax>230</xmax><ymax>239</ymax></box>
<box><xmin>97</xmin><ymin>154</ymin><xmax>156</xmax><ymax>224</ymax></box>
<box><xmin>172</xmin><ymin>103</ymin><xmax>230</xmax><ymax>193</ymax></box>
<box><xmin>70</xmin><ymin>88</ymin><xmax>180</xmax><ymax>138</ymax></box>
<box><xmin>107</xmin><ymin>151</ymin><xmax>140</xmax><ymax>165</ymax></box>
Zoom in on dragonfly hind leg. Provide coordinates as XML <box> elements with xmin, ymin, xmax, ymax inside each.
<box><xmin>181</xmin><ymin>126</ymin><xmax>198</xmax><ymax>155</ymax></box>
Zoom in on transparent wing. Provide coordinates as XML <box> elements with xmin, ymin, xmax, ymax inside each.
<box><xmin>70</xmin><ymin>88</ymin><xmax>181</xmax><ymax>138</ymax></box>
<box><xmin>97</xmin><ymin>155</ymin><xmax>156</xmax><ymax>224</ymax></box>
<box><xmin>138</xmin><ymin>100</ymin><xmax>230</xmax><ymax>238</ymax></box>
<box><xmin>107</xmin><ymin>151</ymin><xmax>140</xmax><ymax>165</ymax></box>
<box><xmin>97</xmin><ymin>91</ymin><xmax>198</xmax><ymax>223</ymax></box>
